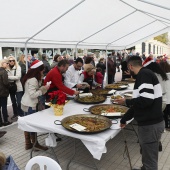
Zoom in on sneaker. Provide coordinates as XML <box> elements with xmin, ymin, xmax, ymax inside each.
<box><xmin>11</xmin><ymin>115</ymin><xmax>18</xmax><ymax>120</ymax></box>
<box><xmin>3</xmin><ymin>121</ymin><xmax>12</xmax><ymax>126</ymax></box>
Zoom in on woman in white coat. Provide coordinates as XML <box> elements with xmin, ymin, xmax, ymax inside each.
<box><xmin>7</xmin><ymin>56</ymin><xmax>23</xmax><ymax>119</ymax></box>
<box><xmin>21</xmin><ymin>60</ymin><xmax>50</xmax><ymax>150</ymax></box>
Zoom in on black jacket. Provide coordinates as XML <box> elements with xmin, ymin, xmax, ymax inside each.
<box><xmin>121</xmin><ymin>68</ymin><xmax>163</xmax><ymax>126</ymax></box>
<box><xmin>0</xmin><ymin>67</ymin><xmax>9</xmax><ymax>97</ymax></box>
<box><xmin>42</xmin><ymin>60</ymin><xmax>51</xmax><ymax>76</ymax></box>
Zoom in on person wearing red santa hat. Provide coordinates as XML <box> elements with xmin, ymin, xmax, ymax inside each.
<box><xmin>21</xmin><ymin>60</ymin><xmax>50</xmax><ymax>151</ymax></box>
<box><xmin>142</xmin><ymin>55</ymin><xmax>154</xmax><ymax>67</ymax></box>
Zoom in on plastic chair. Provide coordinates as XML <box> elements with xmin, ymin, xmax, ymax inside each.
<box><xmin>25</xmin><ymin>156</ymin><xmax>62</xmax><ymax>170</ymax></box>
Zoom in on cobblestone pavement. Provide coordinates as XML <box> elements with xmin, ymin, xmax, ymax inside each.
<box><xmin>1</xmin><ymin>122</ymin><xmax>170</xmax><ymax>170</ymax></box>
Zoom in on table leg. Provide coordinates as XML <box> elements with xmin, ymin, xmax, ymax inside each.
<box><xmin>66</xmin><ymin>138</ymin><xmax>76</xmax><ymax>170</ymax></box>
<box><xmin>30</xmin><ymin>133</ymin><xmax>38</xmax><ymax>159</ymax></box>
<box><xmin>121</xmin><ymin>129</ymin><xmax>133</xmax><ymax>170</ymax></box>
<box><xmin>124</xmin><ymin>122</ymin><xmax>139</xmax><ymax>142</ymax></box>
<box><xmin>50</xmin><ymin>147</ymin><xmax>60</xmax><ymax>163</ymax></box>
<box><xmin>131</xmin><ymin>123</ymin><xmax>139</xmax><ymax>143</ymax></box>
<box><xmin>66</xmin><ymin>138</ymin><xmax>99</xmax><ymax>170</ymax></box>
<box><xmin>30</xmin><ymin>133</ymin><xmax>60</xmax><ymax>164</ymax></box>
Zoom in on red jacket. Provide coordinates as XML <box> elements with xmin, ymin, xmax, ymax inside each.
<box><xmin>44</xmin><ymin>67</ymin><xmax>74</xmax><ymax>96</ymax></box>
<box><xmin>95</xmin><ymin>72</ymin><xmax>103</xmax><ymax>84</ymax></box>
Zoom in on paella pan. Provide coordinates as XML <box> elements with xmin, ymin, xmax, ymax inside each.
<box><xmin>74</xmin><ymin>94</ymin><xmax>106</xmax><ymax>104</ymax></box>
<box><xmin>90</xmin><ymin>89</ymin><xmax>115</xmax><ymax>96</ymax></box>
<box><xmin>124</xmin><ymin>78</ymin><xmax>135</xmax><ymax>82</ymax></box>
<box><xmin>54</xmin><ymin>114</ymin><xmax>112</xmax><ymax>134</ymax></box>
<box><xmin>105</xmin><ymin>84</ymin><xmax>128</xmax><ymax>90</ymax></box>
<box><xmin>85</xmin><ymin>104</ymin><xmax>129</xmax><ymax>118</ymax></box>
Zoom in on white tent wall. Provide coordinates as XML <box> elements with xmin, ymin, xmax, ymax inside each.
<box><xmin>0</xmin><ymin>0</ymin><xmax>169</xmax><ymax>49</ymax></box>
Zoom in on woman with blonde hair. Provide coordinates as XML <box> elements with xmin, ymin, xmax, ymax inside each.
<box><xmin>7</xmin><ymin>55</ymin><xmax>23</xmax><ymax>118</ymax></box>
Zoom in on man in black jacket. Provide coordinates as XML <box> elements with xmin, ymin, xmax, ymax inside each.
<box><xmin>42</xmin><ymin>54</ymin><xmax>51</xmax><ymax>77</ymax></box>
<box><xmin>115</xmin><ymin>56</ymin><xmax>164</xmax><ymax>170</ymax></box>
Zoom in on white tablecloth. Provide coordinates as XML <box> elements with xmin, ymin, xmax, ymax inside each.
<box><xmin>18</xmin><ymin>84</ymin><xmax>134</xmax><ymax>160</ymax></box>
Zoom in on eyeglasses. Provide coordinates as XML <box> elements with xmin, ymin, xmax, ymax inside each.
<box><xmin>9</xmin><ymin>60</ymin><xmax>15</xmax><ymax>62</ymax></box>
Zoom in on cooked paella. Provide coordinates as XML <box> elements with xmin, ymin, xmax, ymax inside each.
<box><xmin>90</xmin><ymin>89</ymin><xmax>111</xmax><ymax>95</ymax></box>
<box><xmin>76</xmin><ymin>95</ymin><xmax>106</xmax><ymax>103</ymax></box>
<box><xmin>90</xmin><ymin>105</ymin><xmax>128</xmax><ymax>115</ymax></box>
<box><xmin>105</xmin><ymin>84</ymin><xmax>128</xmax><ymax>90</ymax></box>
<box><xmin>63</xmin><ymin>116</ymin><xmax>110</xmax><ymax>132</ymax></box>
<box><xmin>111</xmin><ymin>95</ymin><xmax>124</xmax><ymax>100</ymax></box>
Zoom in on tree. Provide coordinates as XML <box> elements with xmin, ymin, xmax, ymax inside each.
<box><xmin>154</xmin><ymin>33</ymin><xmax>169</xmax><ymax>44</ymax></box>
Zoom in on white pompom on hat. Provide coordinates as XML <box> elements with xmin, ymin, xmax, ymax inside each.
<box><xmin>30</xmin><ymin>60</ymin><xmax>43</xmax><ymax>69</ymax></box>
<box><xmin>142</xmin><ymin>56</ymin><xmax>154</xmax><ymax>67</ymax></box>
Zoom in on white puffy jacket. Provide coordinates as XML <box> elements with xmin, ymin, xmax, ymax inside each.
<box><xmin>165</xmin><ymin>73</ymin><xmax>170</xmax><ymax>104</ymax></box>
<box><xmin>21</xmin><ymin>78</ymin><xmax>47</xmax><ymax>112</ymax></box>
<box><xmin>7</xmin><ymin>65</ymin><xmax>23</xmax><ymax>92</ymax></box>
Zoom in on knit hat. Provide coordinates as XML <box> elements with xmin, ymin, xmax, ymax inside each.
<box><xmin>142</xmin><ymin>56</ymin><xmax>154</xmax><ymax>67</ymax></box>
<box><xmin>30</xmin><ymin>60</ymin><xmax>43</xmax><ymax>69</ymax></box>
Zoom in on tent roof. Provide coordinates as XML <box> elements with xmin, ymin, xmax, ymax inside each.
<box><xmin>0</xmin><ymin>0</ymin><xmax>170</xmax><ymax>49</ymax></box>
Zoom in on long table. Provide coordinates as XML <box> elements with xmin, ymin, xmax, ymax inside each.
<box><xmin>18</xmin><ymin>84</ymin><xmax>134</xmax><ymax>166</ymax></box>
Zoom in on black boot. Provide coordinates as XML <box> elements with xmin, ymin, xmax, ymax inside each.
<box><xmin>0</xmin><ymin>111</ymin><xmax>3</xmax><ymax>127</ymax></box>
<box><xmin>30</xmin><ymin>133</ymin><xmax>48</xmax><ymax>151</ymax></box>
<box><xmin>0</xmin><ymin>131</ymin><xmax>7</xmax><ymax>138</ymax></box>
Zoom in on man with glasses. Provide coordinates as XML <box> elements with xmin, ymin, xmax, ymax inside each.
<box><xmin>64</xmin><ymin>57</ymin><xmax>83</xmax><ymax>89</ymax></box>
<box><xmin>115</xmin><ymin>56</ymin><xmax>164</xmax><ymax>170</ymax></box>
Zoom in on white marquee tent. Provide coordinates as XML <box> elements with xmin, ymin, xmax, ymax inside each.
<box><xmin>0</xmin><ymin>0</ymin><xmax>170</xmax><ymax>51</ymax></box>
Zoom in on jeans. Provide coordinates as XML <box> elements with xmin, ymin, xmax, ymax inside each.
<box><xmin>16</xmin><ymin>91</ymin><xmax>24</xmax><ymax>116</ymax></box>
<box><xmin>24</xmin><ymin>107</ymin><xmax>36</xmax><ymax>116</ymax></box>
<box><xmin>0</xmin><ymin>97</ymin><xmax>8</xmax><ymax>122</ymax></box>
<box><xmin>9</xmin><ymin>92</ymin><xmax>18</xmax><ymax>116</ymax></box>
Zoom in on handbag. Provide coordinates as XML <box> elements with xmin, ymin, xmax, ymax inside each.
<box><xmin>9</xmin><ymin>69</ymin><xmax>17</xmax><ymax>93</ymax></box>
<box><xmin>37</xmin><ymin>96</ymin><xmax>45</xmax><ymax>111</ymax></box>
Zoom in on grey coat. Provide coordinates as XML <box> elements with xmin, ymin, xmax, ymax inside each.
<box><xmin>0</xmin><ymin>67</ymin><xmax>9</xmax><ymax>97</ymax></box>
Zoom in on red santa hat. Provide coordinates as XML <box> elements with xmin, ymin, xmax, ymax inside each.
<box><xmin>30</xmin><ymin>60</ymin><xmax>43</xmax><ymax>69</ymax></box>
<box><xmin>142</xmin><ymin>56</ymin><xmax>154</xmax><ymax>67</ymax></box>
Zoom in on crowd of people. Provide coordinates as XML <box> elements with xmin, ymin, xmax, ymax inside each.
<box><xmin>0</xmin><ymin>50</ymin><xmax>170</xmax><ymax>169</ymax></box>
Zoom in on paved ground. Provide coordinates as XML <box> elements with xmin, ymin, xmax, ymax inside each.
<box><xmin>1</xmin><ymin>71</ymin><xmax>170</xmax><ymax>170</ymax></box>
<box><xmin>1</xmin><ymin>122</ymin><xmax>170</xmax><ymax>170</ymax></box>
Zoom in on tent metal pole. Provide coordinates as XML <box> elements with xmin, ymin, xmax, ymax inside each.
<box><xmin>125</xmin><ymin>26</ymin><xmax>169</xmax><ymax>49</ymax></box>
<box><xmin>105</xmin><ymin>46</ymin><xmax>108</xmax><ymax>85</ymax></box>
<box><xmin>24</xmin><ymin>0</ymin><xmax>85</xmax><ymax>63</ymax></box>
<box><xmin>75</xmin><ymin>10</ymin><xmax>137</xmax><ymax>51</ymax></box>
<box><xmin>138</xmin><ymin>10</ymin><xmax>170</xmax><ymax>22</ymax></box>
<box><xmin>137</xmin><ymin>0</ymin><xmax>170</xmax><ymax>11</ymax></box>
<box><xmin>53</xmin><ymin>48</ymin><xmax>54</xmax><ymax>57</ymax></box>
<box><xmin>25</xmin><ymin>0</ymin><xmax>85</xmax><ymax>44</ymax></box>
<box><xmin>107</xmin><ymin>20</ymin><xmax>156</xmax><ymax>46</ymax></box>
<box><xmin>120</xmin><ymin>0</ymin><xmax>170</xmax><ymax>23</ymax></box>
<box><xmin>75</xmin><ymin>44</ymin><xmax>78</xmax><ymax>59</ymax></box>
<box><xmin>14</xmin><ymin>47</ymin><xmax>17</xmax><ymax>60</ymax></box>
<box><xmin>24</xmin><ymin>43</ymin><xmax>28</xmax><ymax>72</ymax></box>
